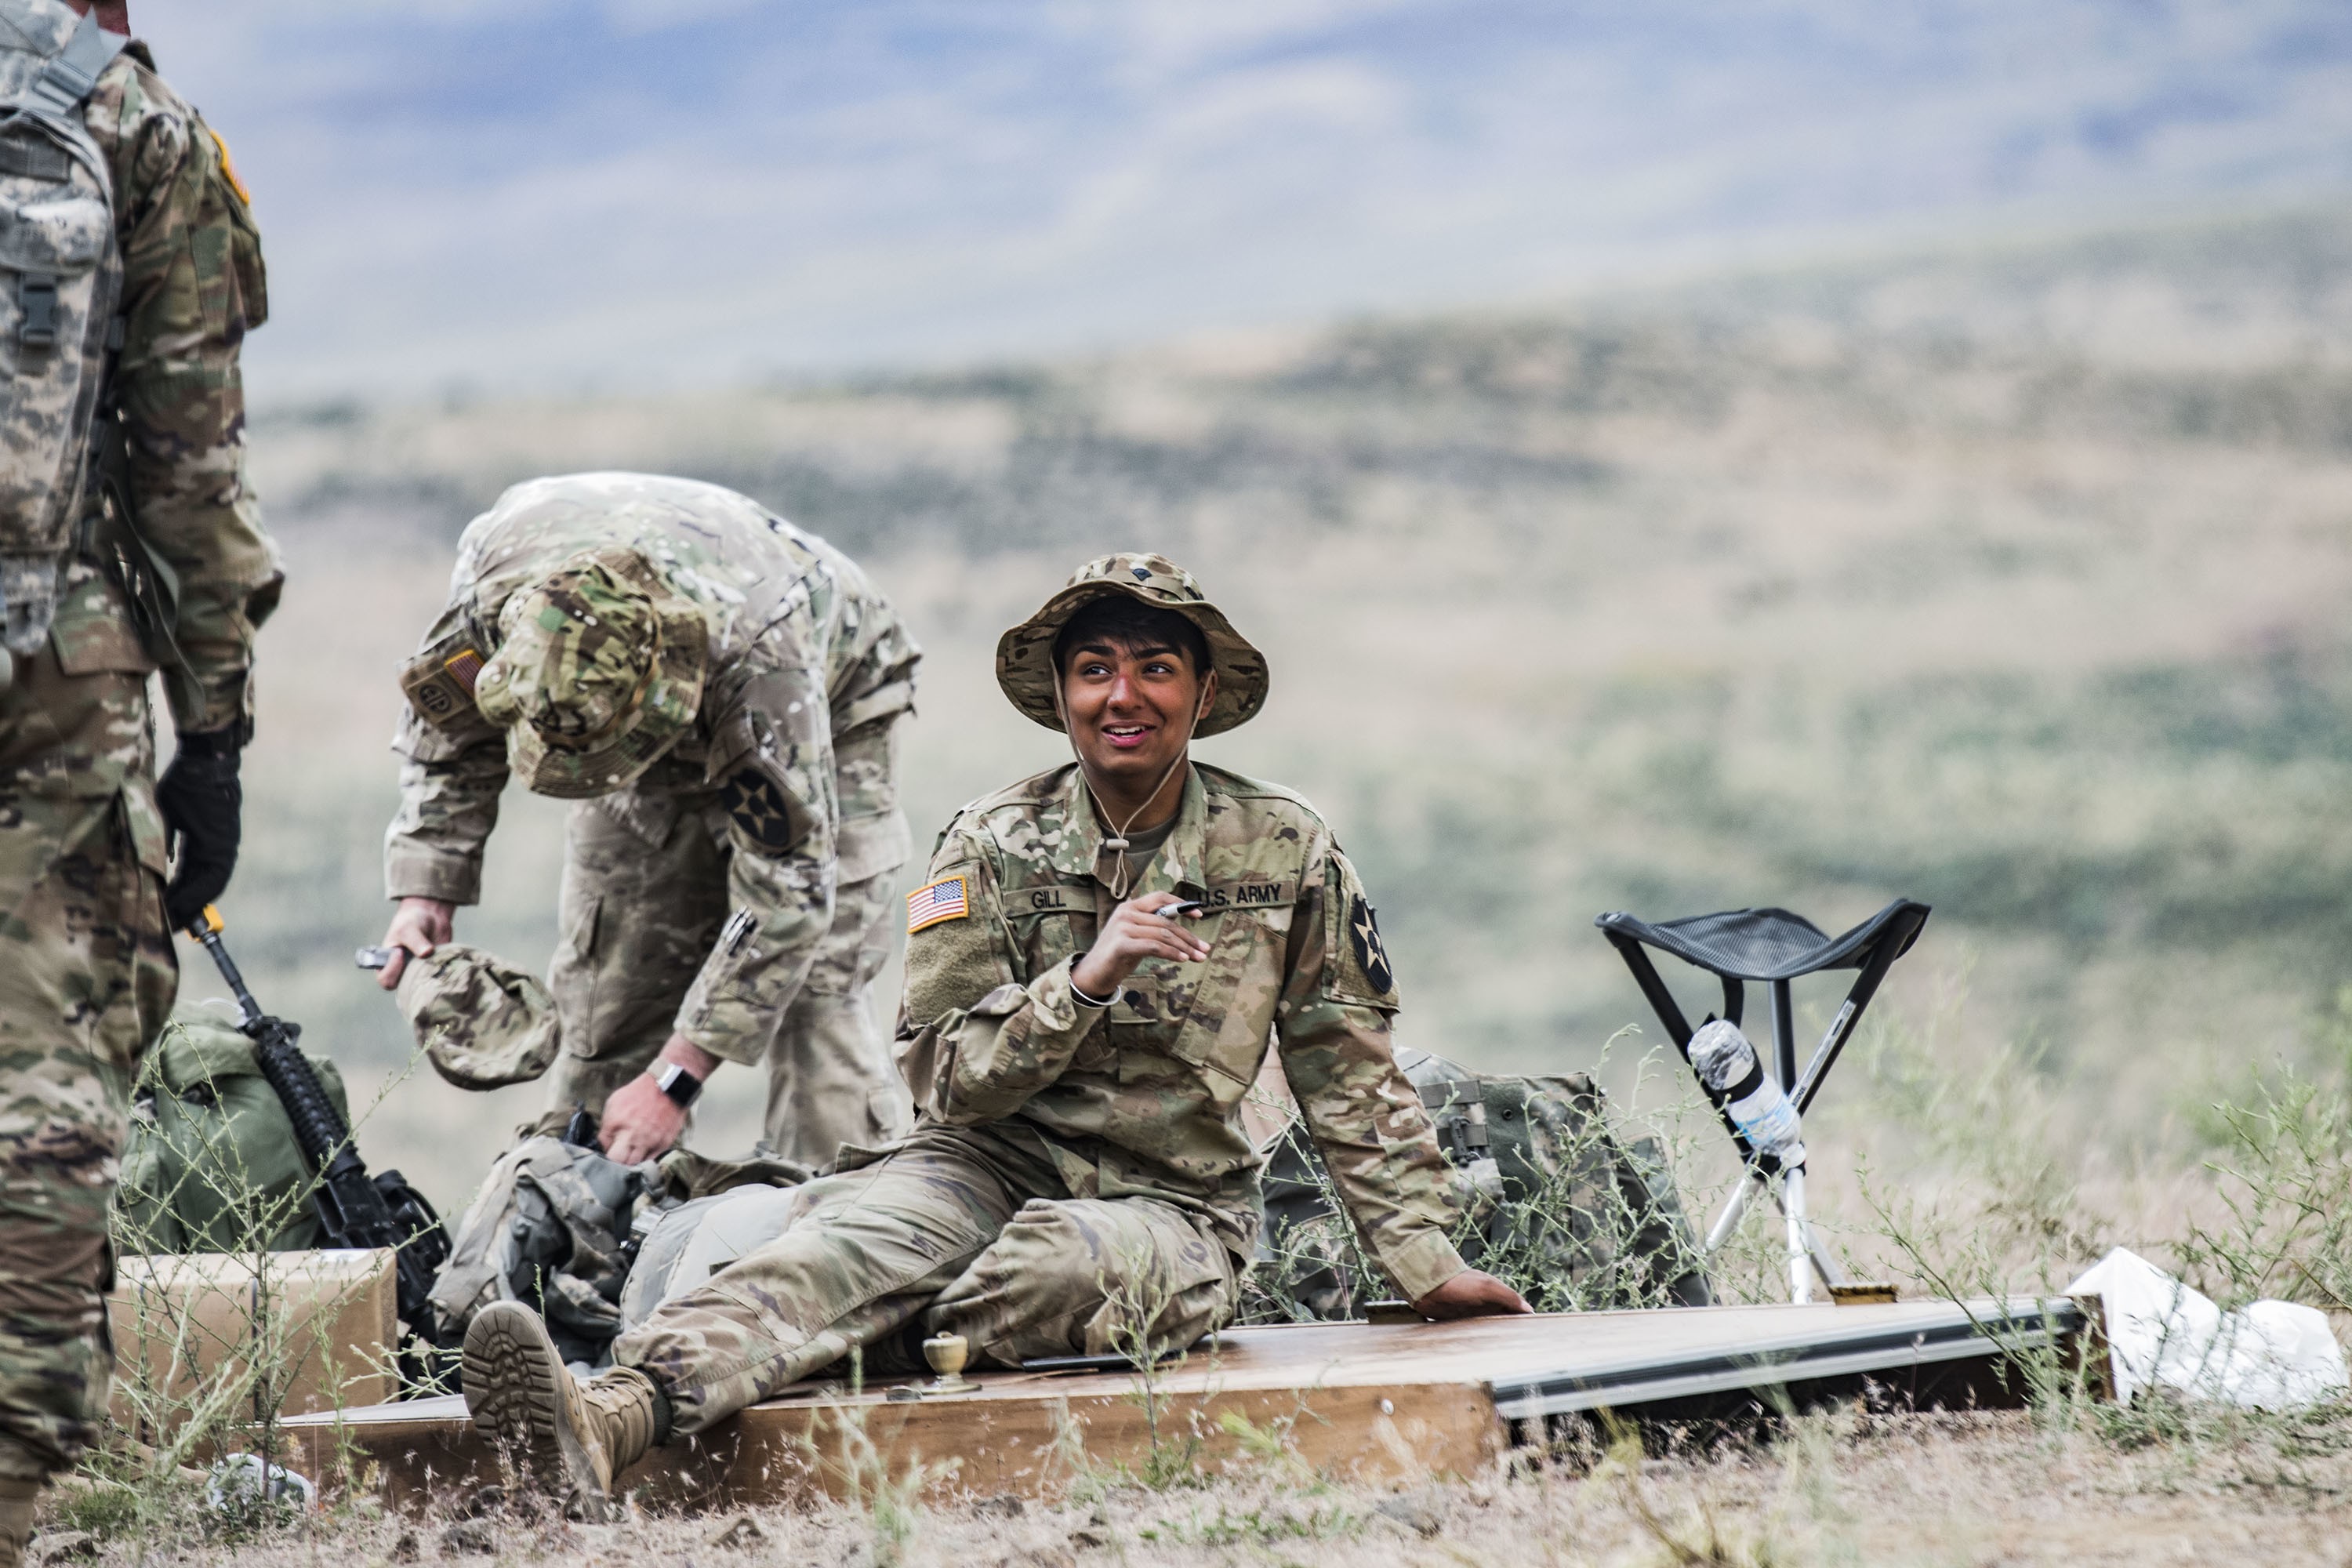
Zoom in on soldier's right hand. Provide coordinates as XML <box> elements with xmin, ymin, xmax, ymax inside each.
<box><xmin>1072</xmin><ymin>890</ymin><xmax>1212</xmax><ymax>1000</ymax></box>
<box><xmin>378</xmin><ymin>896</ymin><xmax>457</xmax><ymax>990</ymax></box>
<box><xmin>157</xmin><ymin>736</ymin><xmax>244</xmax><ymax>931</ymax></box>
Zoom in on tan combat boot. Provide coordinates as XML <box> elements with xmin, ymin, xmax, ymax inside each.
<box><xmin>0</xmin><ymin>1475</ymin><xmax>40</xmax><ymax>1568</ymax></box>
<box><xmin>463</xmin><ymin>1301</ymin><xmax>662</xmax><ymax>1519</ymax></box>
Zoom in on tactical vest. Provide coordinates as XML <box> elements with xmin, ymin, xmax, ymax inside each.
<box><xmin>425</xmin><ymin>1134</ymin><xmax>809</xmax><ymax>1369</ymax></box>
<box><xmin>427</xmin><ymin>1136</ymin><xmax>652</xmax><ymax>1368</ymax></box>
<box><xmin>0</xmin><ymin>2</ymin><xmax>124</xmax><ymax>656</ymax></box>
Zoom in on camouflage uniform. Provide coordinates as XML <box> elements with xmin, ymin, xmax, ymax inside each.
<box><xmin>384</xmin><ymin>474</ymin><xmax>919</xmax><ymax>1167</ymax></box>
<box><xmin>0</xmin><ymin>5</ymin><xmax>277</xmax><ymax>1485</ymax></box>
<box><xmin>612</xmin><ymin>561</ymin><xmax>1467</xmax><ymax>1436</ymax></box>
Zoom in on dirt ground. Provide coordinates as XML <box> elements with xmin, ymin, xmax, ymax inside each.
<box><xmin>42</xmin><ymin>1405</ymin><xmax>2352</xmax><ymax>1568</ymax></box>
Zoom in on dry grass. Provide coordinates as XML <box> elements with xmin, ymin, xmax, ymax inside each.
<box><xmin>39</xmin><ymin>1405</ymin><xmax>2352</xmax><ymax>1567</ymax></box>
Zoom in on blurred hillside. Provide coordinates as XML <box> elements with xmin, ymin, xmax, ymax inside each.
<box><xmin>199</xmin><ymin>206</ymin><xmax>2352</xmax><ymax>1210</ymax></box>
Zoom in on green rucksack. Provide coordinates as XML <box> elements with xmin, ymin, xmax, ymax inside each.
<box><xmin>1248</xmin><ymin>1047</ymin><xmax>1712</xmax><ymax>1319</ymax></box>
<box><xmin>117</xmin><ymin>1014</ymin><xmax>352</xmax><ymax>1254</ymax></box>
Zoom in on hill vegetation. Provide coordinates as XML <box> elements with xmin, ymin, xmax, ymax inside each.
<box><xmin>207</xmin><ymin>204</ymin><xmax>2352</xmax><ymax>1220</ymax></box>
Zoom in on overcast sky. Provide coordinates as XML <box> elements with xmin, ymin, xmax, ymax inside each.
<box><xmin>129</xmin><ymin>1</ymin><xmax>2352</xmax><ymax>404</ymax></box>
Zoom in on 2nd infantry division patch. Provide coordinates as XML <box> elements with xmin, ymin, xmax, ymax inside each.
<box><xmin>720</xmin><ymin>766</ymin><xmax>797</xmax><ymax>851</ymax></box>
<box><xmin>908</xmin><ymin>875</ymin><xmax>970</xmax><ymax>933</ymax></box>
<box><xmin>1348</xmin><ymin>895</ymin><xmax>1394</xmax><ymax>994</ymax></box>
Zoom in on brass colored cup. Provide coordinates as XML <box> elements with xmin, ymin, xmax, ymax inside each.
<box><xmin>921</xmin><ymin>1332</ymin><xmax>975</xmax><ymax>1391</ymax></box>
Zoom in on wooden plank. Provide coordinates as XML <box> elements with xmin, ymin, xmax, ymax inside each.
<box><xmin>281</xmin><ymin>1382</ymin><xmax>1504</xmax><ymax>1507</ymax></box>
<box><xmin>282</xmin><ymin>1298</ymin><xmax>2074</xmax><ymax>1508</ymax></box>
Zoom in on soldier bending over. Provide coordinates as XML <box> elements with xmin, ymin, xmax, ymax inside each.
<box><xmin>376</xmin><ymin>474</ymin><xmax>919</xmax><ymax>1168</ymax></box>
<box><xmin>462</xmin><ymin>553</ymin><xmax>1529</xmax><ymax>1512</ymax></box>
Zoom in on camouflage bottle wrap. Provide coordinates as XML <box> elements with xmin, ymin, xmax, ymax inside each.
<box><xmin>894</xmin><ymin>763</ymin><xmax>1469</xmax><ymax>1303</ymax></box>
<box><xmin>386</xmin><ymin>474</ymin><xmax>919</xmax><ymax>1091</ymax></box>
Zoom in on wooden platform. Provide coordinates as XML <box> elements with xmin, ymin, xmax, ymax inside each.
<box><xmin>280</xmin><ymin>1297</ymin><xmax>2085</xmax><ymax>1508</ymax></box>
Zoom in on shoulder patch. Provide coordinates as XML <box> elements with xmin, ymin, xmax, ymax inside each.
<box><xmin>1347</xmin><ymin>895</ymin><xmax>1395</xmax><ymax>994</ymax></box>
<box><xmin>907</xmin><ymin>875</ymin><xmax>971</xmax><ymax>933</ymax></box>
<box><xmin>444</xmin><ymin>647</ymin><xmax>484</xmax><ymax>695</ymax></box>
<box><xmin>720</xmin><ymin>766</ymin><xmax>797</xmax><ymax>852</ymax></box>
<box><xmin>398</xmin><ymin>630</ymin><xmax>494</xmax><ymax>734</ymax></box>
<box><xmin>208</xmin><ymin>125</ymin><xmax>252</xmax><ymax>205</ymax></box>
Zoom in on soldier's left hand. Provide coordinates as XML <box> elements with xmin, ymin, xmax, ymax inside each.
<box><xmin>601</xmin><ymin>1074</ymin><xmax>688</xmax><ymax>1164</ymax></box>
<box><xmin>1410</xmin><ymin>1269</ymin><xmax>1534</xmax><ymax>1320</ymax></box>
<box><xmin>156</xmin><ymin>731</ymin><xmax>244</xmax><ymax>931</ymax></box>
<box><xmin>601</xmin><ymin>1034</ymin><xmax>718</xmax><ymax>1163</ymax></box>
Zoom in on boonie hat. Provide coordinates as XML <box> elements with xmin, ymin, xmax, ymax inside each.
<box><xmin>397</xmin><ymin>944</ymin><xmax>561</xmax><ymax>1091</ymax></box>
<box><xmin>996</xmin><ymin>553</ymin><xmax>1269</xmax><ymax>736</ymax></box>
<box><xmin>474</xmin><ymin>547</ymin><xmax>708</xmax><ymax>799</ymax></box>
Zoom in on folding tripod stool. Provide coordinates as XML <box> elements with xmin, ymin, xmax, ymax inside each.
<box><xmin>1595</xmin><ymin>899</ymin><xmax>1931</xmax><ymax>1303</ymax></box>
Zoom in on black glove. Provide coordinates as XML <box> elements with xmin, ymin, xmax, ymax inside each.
<box><xmin>155</xmin><ymin>728</ymin><xmax>244</xmax><ymax>931</ymax></box>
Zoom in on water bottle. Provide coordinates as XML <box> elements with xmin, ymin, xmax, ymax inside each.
<box><xmin>1688</xmin><ymin>1018</ymin><xmax>1805</xmax><ymax>1166</ymax></box>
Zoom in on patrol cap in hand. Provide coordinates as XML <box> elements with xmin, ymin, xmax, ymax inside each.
<box><xmin>474</xmin><ymin>546</ymin><xmax>708</xmax><ymax>799</ymax></box>
<box><xmin>396</xmin><ymin>944</ymin><xmax>561</xmax><ymax>1091</ymax></box>
<box><xmin>996</xmin><ymin>553</ymin><xmax>1269</xmax><ymax>736</ymax></box>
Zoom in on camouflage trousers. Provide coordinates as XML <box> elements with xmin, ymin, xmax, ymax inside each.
<box><xmin>542</xmin><ymin>790</ymin><xmax>909</xmax><ymax>1170</ymax></box>
<box><xmin>0</xmin><ymin>636</ymin><xmax>176</xmax><ymax>1479</ymax></box>
<box><xmin>614</xmin><ymin>1122</ymin><xmax>1239</xmax><ymax>1435</ymax></box>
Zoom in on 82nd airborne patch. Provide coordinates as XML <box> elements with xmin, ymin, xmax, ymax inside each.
<box><xmin>1347</xmin><ymin>895</ymin><xmax>1394</xmax><ymax>995</ymax></box>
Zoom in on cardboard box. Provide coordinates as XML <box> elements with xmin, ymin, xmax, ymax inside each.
<box><xmin>108</xmin><ymin>1249</ymin><xmax>397</xmax><ymax>1434</ymax></box>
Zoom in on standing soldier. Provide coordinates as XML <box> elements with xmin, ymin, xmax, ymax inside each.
<box><xmin>0</xmin><ymin>0</ymin><xmax>278</xmax><ymax>1556</ymax></box>
<box><xmin>459</xmin><ymin>554</ymin><xmax>1527</xmax><ymax>1516</ymax></box>
<box><xmin>374</xmin><ymin>473</ymin><xmax>919</xmax><ymax>1171</ymax></box>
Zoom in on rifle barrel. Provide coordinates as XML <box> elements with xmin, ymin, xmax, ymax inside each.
<box><xmin>178</xmin><ymin>906</ymin><xmax>448</xmax><ymax>1338</ymax></box>
<box><xmin>188</xmin><ymin>906</ymin><xmax>262</xmax><ymax>1027</ymax></box>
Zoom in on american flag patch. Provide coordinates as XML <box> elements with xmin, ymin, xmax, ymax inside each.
<box><xmin>443</xmin><ymin>648</ymin><xmax>485</xmax><ymax>695</ymax></box>
<box><xmin>906</xmin><ymin>875</ymin><xmax>970</xmax><ymax>933</ymax></box>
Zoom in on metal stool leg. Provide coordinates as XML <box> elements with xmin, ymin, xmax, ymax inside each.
<box><xmin>1769</xmin><ymin>978</ymin><xmax>1811</xmax><ymax>1303</ymax></box>
<box><xmin>1770</xmin><ymin>978</ymin><xmax>1797</xmax><ymax>1093</ymax></box>
<box><xmin>1703</xmin><ymin>1169</ymin><xmax>1847</xmax><ymax>1294</ymax></box>
<box><xmin>1784</xmin><ymin>1165</ymin><xmax>1812</xmax><ymax>1304</ymax></box>
<box><xmin>1703</xmin><ymin>1173</ymin><xmax>1758</xmax><ymax>1254</ymax></box>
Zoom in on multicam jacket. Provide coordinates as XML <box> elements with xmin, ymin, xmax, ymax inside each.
<box><xmin>896</xmin><ymin>761</ymin><xmax>1471</xmax><ymax>1302</ymax></box>
<box><xmin>384</xmin><ymin>473</ymin><xmax>920</xmax><ymax>1067</ymax></box>
<box><xmin>0</xmin><ymin>31</ymin><xmax>278</xmax><ymax>799</ymax></box>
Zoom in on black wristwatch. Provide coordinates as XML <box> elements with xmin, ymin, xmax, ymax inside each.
<box><xmin>653</xmin><ymin>1062</ymin><xmax>704</xmax><ymax>1109</ymax></box>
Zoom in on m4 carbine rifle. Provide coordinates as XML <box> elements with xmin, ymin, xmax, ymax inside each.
<box><xmin>186</xmin><ymin>906</ymin><xmax>450</xmax><ymax>1359</ymax></box>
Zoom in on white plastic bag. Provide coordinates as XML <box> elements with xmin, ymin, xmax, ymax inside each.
<box><xmin>2065</xmin><ymin>1247</ymin><xmax>2349</xmax><ymax>1409</ymax></box>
